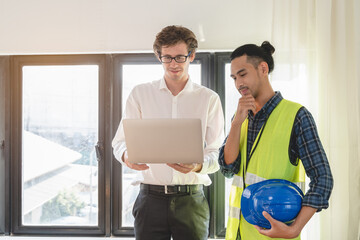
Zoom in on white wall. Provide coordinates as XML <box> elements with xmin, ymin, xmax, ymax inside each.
<box><xmin>0</xmin><ymin>0</ymin><xmax>273</xmax><ymax>54</ymax></box>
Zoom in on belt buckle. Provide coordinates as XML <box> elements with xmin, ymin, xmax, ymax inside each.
<box><xmin>164</xmin><ymin>185</ymin><xmax>180</xmax><ymax>194</ymax></box>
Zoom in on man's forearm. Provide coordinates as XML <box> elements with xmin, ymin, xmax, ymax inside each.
<box><xmin>290</xmin><ymin>206</ymin><xmax>317</xmax><ymax>237</ymax></box>
<box><xmin>224</xmin><ymin>122</ymin><xmax>242</xmax><ymax>165</ymax></box>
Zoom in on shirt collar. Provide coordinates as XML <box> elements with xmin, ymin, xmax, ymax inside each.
<box><xmin>159</xmin><ymin>76</ymin><xmax>194</xmax><ymax>93</ymax></box>
<box><xmin>248</xmin><ymin>91</ymin><xmax>283</xmax><ymax>120</ymax></box>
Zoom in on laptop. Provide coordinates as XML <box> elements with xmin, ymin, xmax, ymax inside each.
<box><xmin>123</xmin><ymin>118</ymin><xmax>204</xmax><ymax>164</ymax></box>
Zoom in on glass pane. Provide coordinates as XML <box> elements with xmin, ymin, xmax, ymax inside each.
<box><xmin>224</xmin><ymin>63</ymin><xmax>238</xmax><ymax>227</ymax></box>
<box><xmin>224</xmin><ymin>63</ymin><xmax>239</xmax><ymax>134</ymax></box>
<box><xmin>22</xmin><ymin>65</ymin><xmax>99</xmax><ymax>226</ymax></box>
<box><xmin>121</xmin><ymin>64</ymin><xmax>201</xmax><ymax>227</ymax></box>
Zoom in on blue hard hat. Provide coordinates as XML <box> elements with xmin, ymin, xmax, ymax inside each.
<box><xmin>241</xmin><ymin>179</ymin><xmax>304</xmax><ymax>229</ymax></box>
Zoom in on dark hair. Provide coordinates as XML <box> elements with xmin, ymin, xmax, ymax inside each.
<box><xmin>230</xmin><ymin>41</ymin><xmax>275</xmax><ymax>73</ymax></box>
<box><xmin>153</xmin><ymin>25</ymin><xmax>198</xmax><ymax>56</ymax></box>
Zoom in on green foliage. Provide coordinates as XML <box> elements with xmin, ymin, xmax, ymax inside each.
<box><xmin>41</xmin><ymin>189</ymin><xmax>85</xmax><ymax>223</ymax></box>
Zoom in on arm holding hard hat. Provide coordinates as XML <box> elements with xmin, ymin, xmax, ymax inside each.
<box><xmin>255</xmin><ymin>206</ymin><xmax>316</xmax><ymax>238</ymax></box>
<box><xmin>254</xmin><ymin>107</ymin><xmax>333</xmax><ymax>238</ymax></box>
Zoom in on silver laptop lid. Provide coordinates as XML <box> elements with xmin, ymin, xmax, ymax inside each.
<box><xmin>123</xmin><ymin>118</ymin><xmax>204</xmax><ymax>164</ymax></box>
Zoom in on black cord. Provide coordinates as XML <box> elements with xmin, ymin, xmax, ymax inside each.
<box><xmin>242</xmin><ymin>115</ymin><xmax>270</xmax><ymax>189</ymax></box>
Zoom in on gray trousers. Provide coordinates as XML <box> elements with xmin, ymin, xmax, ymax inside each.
<box><xmin>132</xmin><ymin>184</ymin><xmax>210</xmax><ymax>240</ymax></box>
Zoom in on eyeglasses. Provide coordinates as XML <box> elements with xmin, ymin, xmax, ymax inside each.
<box><xmin>159</xmin><ymin>51</ymin><xmax>192</xmax><ymax>63</ymax></box>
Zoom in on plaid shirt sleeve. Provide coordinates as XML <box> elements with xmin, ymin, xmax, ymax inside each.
<box><xmin>293</xmin><ymin>107</ymin><xmax>334</xmax><ymax>211</ymax></box>
<box><xmin>218</xmin><ymin>135</ymin><xmax>242</xmax><ymax>178</ymax></box>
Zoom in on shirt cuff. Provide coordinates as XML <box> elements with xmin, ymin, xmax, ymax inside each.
<box><xmin>197</xmin><ymin>151</ymin><xmax>220</xmax><ymax>174</ymax></box>
<box><xmin>302</xmin><ymin>192</ymin><xmax>329</xmax><ymax>212</ymax></box>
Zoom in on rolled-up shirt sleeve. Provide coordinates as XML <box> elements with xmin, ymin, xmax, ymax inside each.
<box><xmin>218</xmin><ymin>136</ymin><xmax>242</xmax><ymax>178</ymax></box>
<box><xmin>294</xmin><ymin>107</ymin><xmax>334</xmax><ymax>211</ymax></box>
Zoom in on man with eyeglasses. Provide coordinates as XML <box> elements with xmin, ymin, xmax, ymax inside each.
<box><xmin>112</xmin><ymin>25</ymin><xmax>224</xmax><ymax>240</ymax></box>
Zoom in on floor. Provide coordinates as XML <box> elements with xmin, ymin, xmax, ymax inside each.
<box><xmin>0</xmin><ymin>237</ymin><xmax>219</xmax><ymax>240</ymax></box>
<box><xmin>0</xmin><ymin>238</ymin><xmax>135</xmax><ymax>240</ymax></box>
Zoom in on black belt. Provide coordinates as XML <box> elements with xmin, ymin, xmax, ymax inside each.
<box><xmin>140</xmin><ymin>183</ymin><xmax>203</xmax><ymax>195</ymax></box>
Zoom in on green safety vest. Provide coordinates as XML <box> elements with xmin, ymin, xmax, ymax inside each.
<box><xmin>226</xmin><ymin>99</ymin><xmax>305</xmax><ymax>240</ymax></box>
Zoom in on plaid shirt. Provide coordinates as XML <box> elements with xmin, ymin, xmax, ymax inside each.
<box><xmin>218</xmin><ymin>92</ymin><xmax>333</xmax><ymax>211</ymax></box>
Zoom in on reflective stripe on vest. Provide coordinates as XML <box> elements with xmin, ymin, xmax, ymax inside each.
<box><xmin>226</xmin><ymin>99</ymin><xmax>305</xmax><ymax>240</ymax></box>
<box><xmin>246</xmin><ymin>172</ymin><xmax>305</xmax><ymax>191</ymax></box>
<box><xmin>228</xmin><ymin>206</ymin><xmax>241</xmax><ymax>219</ymax></box>
<box><xmin>231</xmin><ymin>174</ymin><xmax>244</xmax><ymax>188</ymax></box>
<box><xmin>228</xmin><ymin>172</ymin><xmax>303</xmax><ymax>222</ymax></box>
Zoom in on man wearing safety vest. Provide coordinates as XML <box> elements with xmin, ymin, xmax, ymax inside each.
<box><xmin>218</xmin><ymin>41</ymin><xmax>333</xmax><ymax>239</ymax></box>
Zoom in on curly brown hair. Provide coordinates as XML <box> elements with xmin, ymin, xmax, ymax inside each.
<box><xmin>153</xmin><ymin>25</ymin><xmax>198</xmax><ymax>57</ymax></box>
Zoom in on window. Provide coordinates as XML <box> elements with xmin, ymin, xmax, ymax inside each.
<box><xmin>223</xmin><ymin>61</ymin><xmax>240</xmax><ymax>228</ymax></box>
<box><xmin>111</xmin><ymin>53</ymin><xmax>212</xmax><ymax>236</ymax></box>
<box><xmin>22</xmin><ymin>65</ymin><xmax>99</xmax><ymax>226</ymax></box>
<box><xmin>4</xmin><ymin>52</ymin><xmax>231</xmax><ymax>237</ymax></box>
<box><xmin>10</xmin><ymin>55</ymin><xmax>108</xmax><ymax>235</ymax></box>
<box><xmin>209</xmin><ymin>53</ymin><xmax>231</xmax><ymax>237</ymax></box>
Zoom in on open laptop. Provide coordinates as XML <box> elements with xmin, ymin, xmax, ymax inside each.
<box><xmin>123</xmin><ymin>118</ymin><xmax>204</xmax><ymax>164</ymax></box>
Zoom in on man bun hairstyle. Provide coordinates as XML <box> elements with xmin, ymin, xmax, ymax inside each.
<box><xmin>230</xmin><ymin>41</ymin><xmax>275</xmax><ymax>73</ymax></box>
<box><xmin>153</xmin><ymin>25</ymin><xmax>198</xmax><ymax>57</ymax></box>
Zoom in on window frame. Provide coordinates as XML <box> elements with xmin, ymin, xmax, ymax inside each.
<box><xmin>10</xmin><ymin>54</ymin><xmax>110</xmax><ymax>236</ymax></box>
<box><xmin>111</xmin><ymin>53</ymin><xmax>161</xmax><ymax>236</ymax></box>
<box><xmin>3</xmin><ymin>52</ymin><xmax>232</xmax><ymax>237</ymax></box>
<box><xmin>111</xmin><ymin>52</ymin><xmax>214</xmax><ymax>236</ymax></box>
<box><xmin>0</xmin><ymin>56</ymin><xmax>10</xmax><ymax>235</ymax></box>
<box><xmin>208</xmin><ymin>52</ymin><xmax>231</xmax><ymax>238</ymax></box>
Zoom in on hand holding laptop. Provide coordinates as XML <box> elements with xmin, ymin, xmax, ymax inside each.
<box><xmin>122</xmin><ymin>150</ymin><xmax>149</xmax><ymax>171</ymax></box>
<box><xmin>122</xmin><ymin>149</ymin><xmax>202</xmax><ymax>173</ymax></box>
<box><xmin>167</xmin><ymin>163</ymin><xmax>202</xmax><ymax>173</ymax></box>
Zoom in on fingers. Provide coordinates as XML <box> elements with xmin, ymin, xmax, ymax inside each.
<box><xmin>254</xmin><ymin>225</ymin><xmax>268</xmax><ymax>234</ymax></box>
<box><xmin>123</xmin><ymin>152</ymin><xmax>149</xmax><ymax>171</ymax></box>
<box><xmin>262</xmin><ymin>211</ymin><xmax>276</xmax><ymax>225</ymax></box>
<box><xmin>167</xmin><ymin>163</ymin><xmax>197</xmax><ymax>173</ymax></box>
<box><xmin>233</xmin><ymin>94</ymin><xmax>256</xmax><ymax>125</ymax></box>
<box><xmin>123</xmin><ymin>151</ymin><xmax>199</xmax><ymax>173</ymax></box>
<box><xmin>123</xmin><ymin>161</ymin><xmax>199</xmax><ymax>172</ymax></box>
<box><xmin>239</xmin><ymin>94</ymin><xmax>256</xmax><ymax>111</ymax></box>
<box><xmin>254</xmin><ymin>212</ymin><xmax>273</xmax><ymax>236</ymax></box>
<box><xmin>125</xmin><ymin>160</ymin><xmax>149</xmax><ymax>170</ymax></box>
<box><xmin>255</xmin><ymin>211</ymin><xmax>292</xmax><ymax>238</ymax></box>
<box><xmin>262</xmin><ymin>211</ymin><xmax>271</xmax><ymax>220</ymax></box>
<box><xmin>179</xmin><ymin>163</ymin><xmax>197</xmax><ymax>169</ymax></box>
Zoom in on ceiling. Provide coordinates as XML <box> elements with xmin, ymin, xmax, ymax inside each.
<box><xmin>0</xmin><ymin>0</ymin><xmax>274</xmax><ymax>54</ymax></box>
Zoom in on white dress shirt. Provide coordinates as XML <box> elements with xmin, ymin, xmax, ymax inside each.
<box><xmin>112</xmin><ymin>77</ymin><xmax>224</xmax><ymax>186</ymax></box>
